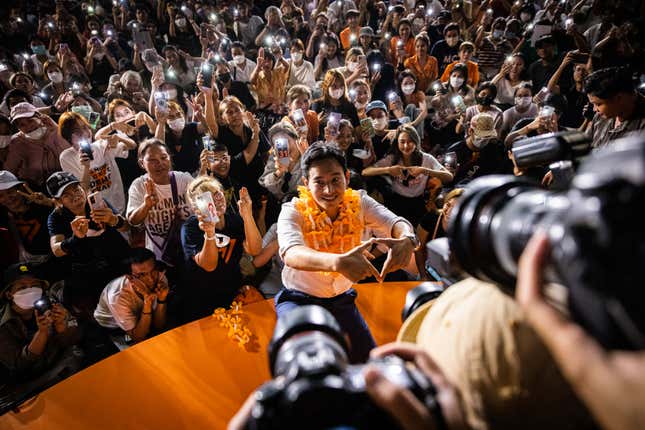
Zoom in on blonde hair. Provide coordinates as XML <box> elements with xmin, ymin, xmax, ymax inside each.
<box><xmin>321</xmin><ymin>69</ymin><xmax>347</xmax><ymax>104</ymax></box>
<box><xmin>186</xmin><ymin>176</ymin><xmax>224</xmax><ymax>208</ymax></box>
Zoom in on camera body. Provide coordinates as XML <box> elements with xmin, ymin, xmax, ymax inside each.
<box><xmin>245</xmin><ymin>306</ymin><xmax>443</xmax><ymax>430</ymax></box>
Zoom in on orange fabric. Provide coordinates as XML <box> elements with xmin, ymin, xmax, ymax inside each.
<box><xmin>440</xmin><ymin>60</ymin><xmax>480</xmax><ymax>88</ymax></box>
<box><xmin>404</xmin><ymin>55</ymin><xmax>439</xmax><ymax>93</ymax></box>
<box><xmin>1</xmin><ymin>281</ymin><xmax>424</xmax><ymax>430</ymax></box>
<box><xmin>390</xmin><ymin>36</ymin><xmax>415</xmax><ymax>65</ymax></box>
<box><xmin>250</xmin><ymin>64</ymin><xmax>289</xmax><ymax>107</ymax></box>
<box><xmin>282</xmin><ymin>110</ymin><xmax>320</xmax><ymax>143</ymax></box>
<box><xmin>339</xmin><ymin>27</ymin><xmax>360</xmax><ymax>50</ymax></box>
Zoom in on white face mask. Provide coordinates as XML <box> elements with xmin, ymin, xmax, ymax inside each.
<box><xmin>401</xmin><ymin>84</ymin><xmax>415</xmax><ymax>95</ymax></box>
<box><xmin>12</xmin><ymin>287</ymin><xmax>43</xmax><ymax>310</ymax></box>
<box><xmin>472</xmin><ymin>137</ymin><xmax>491</xmax><ymax>149</ymax></box>
<box><xmin>0</xmin><ymin>135</ymin><xmax>11</xmax><ymax>149</ymax></box>
<box><xmin>93</xmin><ymin>53</ymin><xmax>105</xmax><ymax>61</ymax></box>
<box><xmin>450</xmin><ymin>76</ymin><xmax>464</xmax><ymax>88</ymax></box>
<box><xmin>168</xmin><ymin>117</ymin><xmax>185</xmax><ymax>131</ymax></box>
<box><xmin>233</xmin><ymin>55</ymin><xmax>246</xmax><ymax>65</ymax></box>
<box><xmin>48</xmin><ymin>71</ymin><xmax>63</xmax><ymax>84</ymax></box>
<box><xmin>25</xmin><ymin>125</ymin><xmax>47</xmax><ymax>140</ymax></box>
<box><xmin>175</xmin><ymin>18</ymin><xmax>187</xmax><ymax>28</ymax></box>
<box><xmin>515</xmin><ymin>96</ymin><xmax>532</xmax><ymax>108</ymax></box>
<box><xmin>446</xmin><ymin>36</ymin><xmax>459</xmax><ymax>47</ymax></box>
<box><xmin>520</xmin><ymin>12</ymin><xmax>531</xmax><ymax>23</ymax></box>
<box><xmin>166</xmin><ymin>89</ymin><xmax>178</xmax><ymax>99</ymax></box>
<box><xmin>372</xmin><ymin>117</ymin><xmax>388</xmax><ymax>131</ymax></box>
<box><xmin>354</xmin><ymin>100</ymin><xmax>367</xmax><ymax>110</ymax></box>
<box><xmin>291</xmin><ymin>52</ymin><xmax>303</xmax><ymax>63</ymax></box>
<box><xmin>329</xmin><ymin>88</ymin><xmax>344</xmax><ymax>100</ymax></box>
<box><xmin>347</xmin><ymin>61</ymin><xmax>358</xmax><ymax>72</ymax></box>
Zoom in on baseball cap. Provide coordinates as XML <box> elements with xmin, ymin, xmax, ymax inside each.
<box><xmin>2</xmin><ymin>262</ymin><xmax>43</xmax><ymax>294</ymax></box>
<box><xmin>359</xmin><ymin>26</ymin><xmax>375</xmax><ymax>37</ymax></box>
<box><xmin>470</xmin><ymin>113</ymin><xmax>498</xmax><ymax>139</ymax></box>
<box><xmin>46</xmin><ymin>171</ymin><xmax>80</xmax><ymax>198</ymax></box>
<box><xmin>10</xmin><ymin>102</ymin><xmax>38</xmax><ymax>123</ymax></box>
<box><xmin>0</xmin><ymin>170</ymin><xmax>24</xmax><ymax>191</ymax></box>
<box><xmin>345</xmin><ymin>8</ymin><xmax>360</xmax><ymax>18</ymax></box>
<box><xmin>365</xmin><ymin>100</ymin><xmax>387</xmax><ymax>114</ymax></box>
<box><xmin>535</xmin><ymin>34</ymin><xmax>555</xmax><ymax>48</ymax></box>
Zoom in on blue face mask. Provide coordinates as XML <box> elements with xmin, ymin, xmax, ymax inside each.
<box><xmin>31</xmin><ymin>45</ymin><xmax>47</xmax><ymax>55</ymax></box>
<box><xmin>505</xmin><ymin>31</ymin><xmax>516</xmax><ymax>39</ymax></box>
<box><xmin>492</xmin><ymin>29</ymin><xmax>504</xmax><ymax>39</ymax></box>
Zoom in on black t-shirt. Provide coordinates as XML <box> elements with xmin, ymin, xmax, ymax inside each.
<box><xmin>89</xmin><ymin>57</ymin><xmax>115</xmax><ymax>97</ymax></box>
<box><xmin>114</xmin><ymin>124</ymin><xmax>151</xmax><ymax>193</ymax></box>
<box><xmin>180</xmin><ymin>211</ymin><xmax>246</xmax><ymax>320</ymax></box>
<box><xmin>166</xmin><ymin>122</ymin><xmax>202</xmax><ymax>174</ymax></box>
<box><xmin>562</xmin><ymin>87</ymin><xmax>586</xmax><ymax>128</ymax></box>
<box><xmin>371</xmin><ymin>132</ymin><xmax>394</xmax><ymax>161</ymax></box>
<box><xmin>528</xmin><ymin>56</ymin><xmax>561</xmax><ymax>92</ymax></box>
<box><xmin>430</xmin><ymin>40</ymin><xmax>460</xmax><ymax>74</ymax></box>
<box><xmin>0</xmin><ymin>205</ymin><xmax>53</xmax><ymax>256</ymax></box>
<box><xmin>217</xmin><ymin>81</ymin><xmax>256</xmax><ymax>111</ymax></box>
<box><xmin>311</xmin><ymin>99</ymin><xmax>360</xmax><ymax>136</ymax></box>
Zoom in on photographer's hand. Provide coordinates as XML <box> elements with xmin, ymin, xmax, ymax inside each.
<box><xmin>517</xmin><ymin>232</ymin><xmax>645</xmax><ymax>430</ymax></box>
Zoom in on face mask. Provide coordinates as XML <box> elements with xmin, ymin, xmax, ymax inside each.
<box><xmin>218</xmin><ymin>73</ymin><xmax>231</xmax><ymax>83</ymax></box>
<box><xmin>450</xmin><ymin>76</ymin><xmax>464</xmax><ymax>88</ymax></box>
<box><xmin>0</xmin><ymin>135</ymin><xmax>11</xmax><ymax>149</ymax></box>
<box><xmin>48</xmin><ymin>72</ymin><xmax>63</xmax><ymax>84</ymax></box>
<box><xmin>372</xmin><ymin>117</ymin><xmax>388</xmax><ymax>131</ymax></box>
<box><xmin>25</xmin><ymin>125</ymin><xmax>47</xmax><ymax>140</ymax></box>
<box><xmin>233</xmin><ymin>55</ymin><xmax>245</xmax><ymax>65</ymax></box>
<box><xmin>515</xmin><ymin>96</ymin><xmax>532</xmax><ymax>108</ymax></box>
<box><xmin>354</xmin><ymin>100</ymin><xmax>367</xmax><ymax>109</ymax></box>
<box><xmin>413</xmin><ymin>18</ymin><xmax>425</xmax><ymax>30</ymax></box>
<box><xmin>401</xmin><ymin>84</ymin><xmax>415</xmax><ymax>95</ymax></box>
<box><xmin>175</xmin><ymin>18</ymin><xmax>187</xmax><ymax>28</ymax></box>
<box><xmin>93</xmin><ymin>53</ymin><xmax>105</xmax><ymax>61</ymax></box>
<box><xmin>32</xmin><ymin>45</ymin><xmax>47</xmax><ymax>55</ymax></box>
<box><xmin>12</xmin><ymin>287</ymin><xmax>43</xmax><ymax>310</ymax></box>
<box><xmin>505</xmin><ymin>31</ymin><xmax>516</xmax><ymax>39</ymax></box>
<box><xmin>329</xmin><ymin>88</ymin><xmax>344</xmax><ymax>100</ymax></box>
<box><xmin>520</xmin><ymin>12</ymin><xmax>531</xmax><ymax>23</ymax></box>
<box><xmin>472</xmin><ymin>137</ymin><xmax>491</xmax><ymax>149</ymax></box>
<box><xmin>168</xmin><ymin>117</ymin><xmax>185</xmax><ymax>131</ymax></box>
<box><xmin>166</xmin><ymin>89</ymin><xmax>178</xmax><ymax>99</ymax></box>
<box><xmin>492</xmin><ymin>29</ymin><xmax>504</xmax><ymax>39</ymax></box>
<box><xmin>291</xmin><ymin>52</ymin><xmax>303</xmax><ymax>63</ymax></box>
<box><xmin>446</xmin><ymin>36</ymin><xmax>459</xmax><ymax>47</ymax></box>
<box><xmin>477</xmin><ymin>94</ymin><xmax>494</xmax><ymax>106</ymax></box>
<box><xmin>347</xmin><ymin>61</ymin><xmax>358</xmax><ymax>72</ymax></box>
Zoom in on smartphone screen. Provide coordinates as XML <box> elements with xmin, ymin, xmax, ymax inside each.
<box><xmin>327</xmin><ymin>112</ymin><xmax>341</xmax><ymax>137</ymax></box>
<box><xmin>200</xmin><ymin>61</ymin><xmax>213</xmax><ymax>89</ymax></box>
<box><xmin>88</xmin><ymin>192</ymin><xmax>106</xmax><ymax>210</ymax></box>
<box><xmin>154</xmin><ymin>91</ymin><xmax>169</xmax><ymax>114</ymax></box>
<box><xmin>360</xmin><ymin>117</ymin><xmax>375</xmax><ymax>138</ymax></box>
<box><xmin>195</xmin><ymin>191</ymin><xmax>219</xmax><ymax>224</ymax></box>
<box><xmin>80</xmin><ymin>140</ymin><xmax>94</xmax><ymax>161</ymax></box>
<box><xmin>274</xmin><ymin>137</ymin><xmax>290</xmax><ymax>166</ymax></box>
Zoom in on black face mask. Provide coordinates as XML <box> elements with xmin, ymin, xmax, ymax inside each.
<box><xmin>218</xmin><ymin>73</ymin><xmax>231</xmax><ymax>83</ymax></box>
<box><xmin>476</xmin><ymin>95</ymin><xmax>494</xmax><ymax>106</ymax></box>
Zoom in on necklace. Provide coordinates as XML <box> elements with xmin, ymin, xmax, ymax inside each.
<box><xmin>294</xmin><ymin>186</ymin><xmax>363</xmax><ymax>254</ymax></box>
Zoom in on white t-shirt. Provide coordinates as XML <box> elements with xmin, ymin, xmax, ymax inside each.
<box><xmin>229</xmin><ymin>58</ymin><xmax>256</xmax><ymax>83</ymax></box>
<box><xmin>501</xmin><ymin>103</ymin><xmax>539</xmax><ymax>137</ymax></box>
<box><xmin>126</xmin><ymin>171</ymin><xmax>194</xmax><ymax>260</ymax></box>
<box><xmin>495</xmin><ymin>79</ymin><xmax>533</xmax><ymax>106</ymax></box>
<box><xmin>288</xmin><ymin>60</ymin><xmax>316</xmax><ymax>89</ymax></box>
<box><xmin>277</xmin><ymin>190</ymin><xmax>412</xmax><ymax>298</ymax></box>
<box><xmin>59</xmin><ymin>139</ymin><xmax>128</xmax><ymax>213</ymax></box>
<box><xmin>94</xmin><ymin>275</ymin><xmax>158</xmax><ymax>331</ymax></box>
<box><xmin>374</xmin><ymin>152</ymin><xmax>447</xmax><ymax>198</ymax></box>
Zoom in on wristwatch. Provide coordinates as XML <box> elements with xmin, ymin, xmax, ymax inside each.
<box><xmin>403</xmin><ymin>234</ymin><xmax>421</xmax><ymax>251</ymax></box>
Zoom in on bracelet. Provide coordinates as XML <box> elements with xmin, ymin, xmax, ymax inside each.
<box><xmin>204</xmin><ymin>233</ymin><xmax>217</xmax><ymax>241</ymax></box>
<box><xmin>157</xmin><ymin>299</ymin><xmax>167</xmax><ymax>304</ymax></box>
<box><xmin>142</xmin><ymin>311</ymin><xmax>152</xmax><ymax>315</ymax></box>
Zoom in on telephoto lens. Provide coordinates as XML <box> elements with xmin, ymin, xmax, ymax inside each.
<box><xmin>245</xmin><ymin>305</ymin><xmax>445</xmax><ymax>430</ymax></box>
<box><xmin>447</xmin><ymin>133</ymin><xmax>645</xmax><ymax>350</ymax></box>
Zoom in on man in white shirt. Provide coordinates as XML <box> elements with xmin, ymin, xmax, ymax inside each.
<box><xmin>229</xmin><ymin>41</ymin><xmax>256</xmax><ymax>83</ymax></box>
<box><xmin>276</xmin><ymin>143</ymin><xmax>419</xmax><ymax>362</ymax></box>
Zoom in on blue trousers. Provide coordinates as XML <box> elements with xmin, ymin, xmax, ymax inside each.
<box><xmin>274</xmin><ymin>288</ymin><xmax>377</xmax><ymax>363</ymax></box>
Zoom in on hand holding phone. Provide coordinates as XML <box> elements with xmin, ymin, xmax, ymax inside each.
<box><xmin>195</xmin><ymin>191</ymin><xmax>220</xmax><ymax>224</ymax></box>
<box><xmin>274</xmin><ymin>136</ymin><xmax>290</xmax><ymax>166</ymax></box>
<box><xmin>327</xmin><ymin>112</ymin><xmax>341</xmax><ymax>138</ymax></box>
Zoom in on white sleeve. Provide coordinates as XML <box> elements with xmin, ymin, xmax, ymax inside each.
<box><xmin>361</xmin><ymin>191</ymin><xmax>411</xmax><ymax>239</ymax></box>
<box><xmin>423</xmin><ymin>152</ymin><xmax>449</xmax><ymax>173</ymax></box>
<box><xmin>126</xmin><ymin>176</ymin><xmax>146</xmax><ymax>219</ymax></box>
<box><xmin>277</xmin><ymin>200</ymin><xmax>306</xmax><ymax>260</ymax></box>
<box><xmin>373</xmin><ymin>154</ymin><xmax>394</xmax><ymax>168</ymax></box>
<box><xmin>59</xmin><ymin>149</ymin><xmax>83</xmax><ymax>179</ymax></box>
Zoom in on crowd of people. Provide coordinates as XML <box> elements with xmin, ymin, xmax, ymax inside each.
<box><xmin>0</xmin><ymin>0</ymin><xmax>644</xmax><ymax>426</ymax></box>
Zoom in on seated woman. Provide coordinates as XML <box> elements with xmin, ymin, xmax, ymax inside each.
<box><xmin>326</xmin><ymin>119</ymin><xmax>375</xmax><ymax>175</ymax></box>
<box><xmin>403</xmin><ymin>33</ymin><xmax>439</xmax><ymax>93</ymax></box>
<box><xmin>180</xmin><ymin>176</ymin><xmax>262</xmax><ymax>322</ymax></box>
<box><xmin>490</xmin><ymin>53</ymin><xmax>531</xmax><ymax>110</ymax></box>
<box><xmin>456</xmin><ymin>81</ymin><xmax>503</xmax><ymax>137</ymax></box>
<box><xmin>259</xmin><ymin>122</ymin><xmax>306</xmax><ymax>202</ymax></box>
<box><xmin>362</xmin><ymin>125</ymin><xmax>452</xmax><ymax>227</ymax></box>
<box><xmin>47</xmin><ymin>171</ymin><xmax>129</xmax><ymax>316</ymax></box>
<box><xmin>313</xmin><ymin>33</ymin><xmax>344</xmax><ymax>82</ymax></box>
<box><xmin>311</xmin><ymin>70</ymin><xmax>360</xmax><ymax>136</ymax></box>
<box><xmin>57</xmin><ymin>112</ymin><xmax>136</xmax><ymax>215</ymax></box>
<box><xmin>250</xmin><ymin>48</ymin><xmax>290</xmax><ymax>129</ymax></box>
<box><xmin>287</xmin><ymin>39</ymin><xmax>316</xmax><ymax>90</ymax></box>
<box><xmin>391</xmin><ymin>69</ymin><xmax>428</xmax><ymax>140</ymax></box>
<box><xmin>338</xmin><ymin>47</ymin><xmax>369</xmax><ymax>87</ymax></box>
<box><xmin>348</xmin><ymin>79</ymin><xmax>372</xmax><ymax>116</ymax></box>
<box><xmin>283</xmin><ymin>85</ymin><xmax>319</xmax><ymax>144</ymax></box>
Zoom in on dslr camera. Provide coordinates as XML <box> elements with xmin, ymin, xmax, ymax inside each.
<box><xmin>447</xmin><ymin>132</ymin><xmax>645</xmax><ymax>350</ymax></box>
<box><xmin>244</xmin><ymin>305</ymin><xmax>445</xmax><ymax>430</ymax></box>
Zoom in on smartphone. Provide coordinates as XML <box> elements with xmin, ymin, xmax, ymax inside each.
<box><xmin>570</xmin><ymin>50</ymin><xmax>589</xmax><ymax>64</ymax></box>
<box><xmin>274</xmin><ymin>137</ymin><xmax>290</xmax><ymax>166</ymax></box>
<box><xmin>443</xmin><ymin>151</ymin><xmax>458</xmax><ymax>170</ymax></box>
<box><xmin>327</xmin><ymin>112</ymin><xmax>342</xmax><ymax>138</ymax></box>
<box><xmin>34</xmin><ymin>295</ymin><xmax>52</xmax><ymax>313</ymax></box>
<box><xmin>388</xmin><ymin>92</ymin><xmax>402</xmax><ymax>110</ymax></box>
<box><xmin>154</xmin><ymin>91</ymin><xmax>169</xmax><ymax>114</ymax></box>
<box><xmin>534</xmin><ymin>86</ymin><xmax>550</xmax><ymax>104</ymax></box>
<box><xmin>195</xmin><ymin>191</ymin><xmax>219</xmax><ymax>224</ymax></box>
<box><xmin>201</xmin><ymin>61</ymin><xmax>214</xmax><ymax>89</ymax></box>
<box><xmin>360</xmin><ymin>117</ymin><xmax>375</xmax><ymax>138</ymax></box>
<box><xmin>292</xmin><ymin>108</ymin><xmax>307</xmax><ymax>132</ymax></box>
<box><xmin>132</xmin><ymin>29</ymin><xmax>153</xmax><ymax>51</ymax></box>
<box><xmin>357</xmin><ymin>54</ymin><xmax>367</xmax><ymax>68</ymax></box>
<box><xmin>203</xmin><ymin>135</ymin><xmax>215</xmax><ymax>163</ymax></box>
<box><xmin>80</xmin><ymin>140</ymin><xmax>94</xmax><ymax>161</ymax></box>
<box><xmin>88</xmin><ymin>191</ymin><xmax>107</xmax><ymax>211</ymax></box>
<box><xmin>451</xmin><ymin>95</ymin><xmax>467</xmax><ymax>112</ymax></box>
<box><xmin>58</xmin><ymin>43</ymin><xmax>68</xmax><ymax>52</ymax></box>
<box><xmin>539</xmin><ymin>105</ymin><xmax>555</xmax><ymax>118</ymax></box>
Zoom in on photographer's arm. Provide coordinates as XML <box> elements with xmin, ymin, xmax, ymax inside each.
<box><xmin>516</xmin><ymin>232</ymin><xmax>645</xmax><ymax>430</ymax></box>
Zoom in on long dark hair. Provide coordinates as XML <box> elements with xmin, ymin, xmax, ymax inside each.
<box><xmin>391</xmin><ymin>124</ymin><xmax>422</xmax><ymax>166</ymax></box>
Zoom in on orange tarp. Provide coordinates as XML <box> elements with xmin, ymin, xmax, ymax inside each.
<box><xmin>0</xmin><ymin>282</ymin><xmax>422</xmax><ymax>429</ymax></box>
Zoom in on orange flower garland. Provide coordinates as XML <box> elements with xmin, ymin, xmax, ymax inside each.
<box><xmin>294</xmin><ymin>186</ymin><xmax>363</xmax><ymax>254</ymax></box>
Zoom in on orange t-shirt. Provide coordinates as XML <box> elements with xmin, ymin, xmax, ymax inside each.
<box><xmin>390</xmin><ymin>36</ymin><xmax>415</xmax><ymax>65</ymax></box>
<box><xmin>340</xmin><ymin>27</ymin><xmax>360</xmax><ymax>50</ymax></box>
<box><xmin>282</xmin><ymin>110</ymin><xmax>320</xmax><ymax>143</ymax></box>
<box><xmin>404</xmin><ymin>55</ymin><xmax>439</xmax><ymax>93</ymax></box>
<box><xmin>440</xmin><ymin>60</ymin><xmax>480</xmax><ymax>88</ymax></box>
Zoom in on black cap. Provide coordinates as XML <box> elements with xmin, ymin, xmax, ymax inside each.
<box><xmin>535</xmin><ymin>34</ymin><xmax>555</xmax><ymax>48</ymax></box>
<box><xmin>3</xmin><ymin>263</ymin><xmax>42</xmax><ymax>294</ymax></box>
<box><xmin>46</xmin><ymin>171</ymin><xmax>80</xmax><ymax>198</ymax></box>
<box><xmin>438</xmin><ymin>9</ymin><xmax>452</xmax><ymax>19</ymax></box>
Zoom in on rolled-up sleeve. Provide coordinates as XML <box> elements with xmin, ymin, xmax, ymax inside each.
<box><xmin>277</xmin><ymin>200</ymin><xmax>306</xmax><ymax>260</ymax></box>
